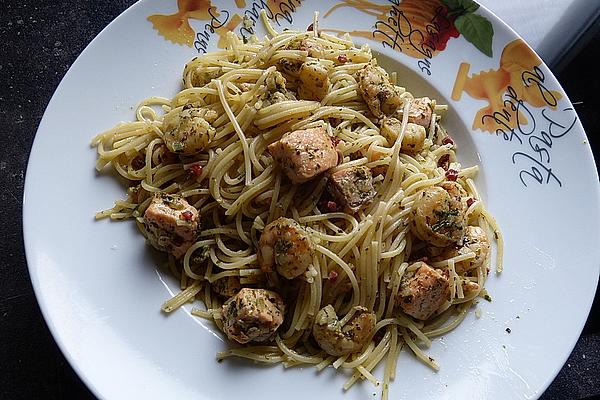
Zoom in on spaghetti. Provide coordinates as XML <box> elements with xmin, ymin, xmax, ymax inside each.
<box><xmin>92</xmin><ymin>14</ymin><xmax>502</xmax><ymax>399</ymax></box>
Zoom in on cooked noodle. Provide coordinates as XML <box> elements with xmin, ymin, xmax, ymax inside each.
<box><xmin>92</xmin><ymin>14</ymin><xmax>502</xmax><ymax>399</ymax></box>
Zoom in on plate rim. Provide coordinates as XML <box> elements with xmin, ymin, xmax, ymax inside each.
<box><xmin>23</xmin><ymin>2</ymin><xmax>151</xmax><ymax>399</ymax></box>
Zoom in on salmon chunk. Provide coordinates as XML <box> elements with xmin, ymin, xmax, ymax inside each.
<box><xmin>397</xmin><ymin>262</ymin><xmax>449</xmax><ymax>320</ymax></box>
<box><xmin>408</xmin><ymin>97</ymin><xmax>434</xmax><ymax>128</ymax></box>
<box><xmin>327</xmin><ymin>166</ymin><xmax>375</xmax><ymax>213</ymax></box>
<box><xmin>268</xmin><ymin>127</ymin><xmax>338</xmax><ymax>184</ymax></box>
<box><xmin>143</xmin><ymin>193</ymin><xmax>199</xmax><ymax>259</ymax></box>
<box><xmin>212</xmin><ymin>276</ymin><xmax>242</xmax><ymax>298</ymax></box>
<box><xmin>221</xmin><ymin>288</ymin><xmax>285</xmax><ymax>344</ymax></box>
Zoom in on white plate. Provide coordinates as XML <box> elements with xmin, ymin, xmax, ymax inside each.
<box><xmin>24</xmin><ymin>1</ymin><xmax>600</xmax><ymax>399</ymax></box>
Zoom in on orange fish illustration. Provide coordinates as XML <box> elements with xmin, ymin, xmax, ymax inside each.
<box><xmin>234</xmin><ymin>0</ymin><xmax>291</xmax><ymax>11</ymax></box>
<box><xmin>148</xmin><ymin>0</ymin><xmax>219</xmax><ymax>46</ymax></box>
<box><xmin>215</xmin><ymin>14</ymin><xmax>243</xmax><ymax>49</ymax></box>
<box><xmin>452</xmin><ymin>39</ymin><xmax>563</xmax><ymax>132</ymax></box>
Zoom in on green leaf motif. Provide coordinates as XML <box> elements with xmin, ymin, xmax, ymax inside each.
<box><xmin>454</xmin><ymin>13</ymin><xmax>494</xmax><ymax>57</ymax></box>
<box><xmin>441</xmin><ymin>0</ymin><xmax>480</xmax><ymax>16</ymax></box>
<box><xmin>441</xmin><ymin>0</ymin><xmax>461</xmax><ymax>10</ymax></box>
<box><xmin>457</xmin><ymin>0</ymin><xmax>480</xmax><ymax>14</ymax></box>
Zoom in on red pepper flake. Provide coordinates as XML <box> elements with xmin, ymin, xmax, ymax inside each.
<box><xmin>328</xmin><ymin>270</ymin><xmax>338</xmax><ymax>284</ymax></box>
<box><xmin>190</xmin><ymin>164</ymin><xmax>203</xmax><ymax>177</ymax></box>
<box><xmin>466</xmin><ymin>197</ymin><xmax>475</xmax><ymax>207</ymax></box>
<box><xmin>445</xmin><ymin>169</ymin><xmax>458</xmax><ymax>181</ymax></box>
<box><xmin>337</xmin><ymin>54</ymin><xmax>348</xmax><ymax>63</ymax></box>
<box><xmin>442</xmin><ymin>136</ymin><xmax>454</xmax><ymax>146</ymax></box>
<box><xmin>438</xmin><ymin>154</ymin><xmax>450</xmax><ymax>170</ymax></box>
<box><xmin>181</xmin><ymin>210</ymin><xmax>193</xmax><ymax>221</ymax></box>
<box><xmin>330</xmin><ymin>137</ymin><xmax>341</xmax><ymax>148</ymax></box>
<box><xmin>131</xmin><ymin>156</ymin><xmax>145</xmax><ymax>170</ymax></box>
<box><xmin>329</xmin><ymin>117</ymin><xmax>342</xmax><ymax>127</ymax></box>
<box><xmin>326</xmin><ymin>201</ymin><xmax>339</xmax><ymax>212</ymax></box>
<box><xmin>373</xmin><ymin>330</ymin><xmax>384</xmax><ymax>344</ymax></box>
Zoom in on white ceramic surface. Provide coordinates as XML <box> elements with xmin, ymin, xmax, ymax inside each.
<box><xmin>24</xmin><ymin>1</ymin><xmax>600</xmax><ymax>399</ymax></box>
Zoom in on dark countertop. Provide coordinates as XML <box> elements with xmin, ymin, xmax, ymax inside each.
<box><xmin>0</xmin><ymin>1</ymin><xmax>598</xmax><ymax>399</ymax></box>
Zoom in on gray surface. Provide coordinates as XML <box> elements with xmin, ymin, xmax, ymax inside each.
<box><xmin>0</xmin><ymin>1</ymin><xmax>598</xmax><ymax>399</ymax></box>
<box><xmin>479</xmin><ymin>0</ymin><xmax>600</xmax><ymax>69</ymax></box>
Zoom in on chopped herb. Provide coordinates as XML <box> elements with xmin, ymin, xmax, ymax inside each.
<box><xmin>274</xmin><ymin>239</ymin><xmax>293</xmax><ymax>256</ymax></box>
<box><xmin>442</xmin><ymin>136</ymin><xmax>454</xmax><ymax>146</ymax></box>
<box><xmin>171</xmin><ymin>141</ymin><xmax>184</xmax><ymax>152</ymax></box>
<box><xmin>431</xmin><ymin>209</ymin><xmax>459</xmax><ymax>232</ymax></box>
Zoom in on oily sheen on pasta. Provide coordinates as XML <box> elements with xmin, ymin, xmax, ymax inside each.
<box><xmin>92</xmin><ymin>15</ymin><xmax>502</xmax><ymax>399</ymax></box>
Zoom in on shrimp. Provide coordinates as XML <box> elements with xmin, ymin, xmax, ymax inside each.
<box><xmin>190</xmin><ymin>67</ymin><xmax>222</xmax><ymax>87</ymax></box>
<box><xmin>284</xmin><ymin>36</ymin><xmax>323</xmax><ymax>58</ymax></box>
<box><xmin>380</xmin><ymin>118</ymin><xmax>426</xmax><ymax>154</ymax></box>
<box><xmin>433</xmin><ymin>226</ymin><xmax>491</xmax><ymax>274</ymax></box>
<box><xmin>410</xmin><ymin>181</ymin><xmax>467</xmax><ymax>247</ymax></box>
<box><xmin>262</xmin><ymin>69</ymin><xmax>296</xmax><ymax>105</ymax></box>
<box><xmin>276</xmin><ymin>37</ymin><xmax>321</xmax><ymax>77</ymax></box>
<box><xmin>462</xmin><ymin>280</ymin><xmax>480</xmax><ymax>297</ymax></box>
<box><xmin>257</xmin><ymin>217</ymin><xmax>315</xmax><ymax>280</ymax></box>
<box><xmin>298</xmin><ymin>61</ymin><xmax>331</xmax><ymax>101</ymax></box>
<box><xmin>312</xmin><ymin>305</ymin><xmax>376</xmax><ymax>356</ymax></box>
<box><xmin>357</xmin><ymin>64</ymin><xmax>404</xmax><ymax>118</ymax></box>
<box><xmin>162</xmin><ymin>105</ymin><xmax>218</xmax><ymax>155</ymax></box>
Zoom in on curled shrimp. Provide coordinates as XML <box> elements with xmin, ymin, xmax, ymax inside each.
<box><xmin>257</xmin><ymin>217</ymin><xmax>315</xmax><ymax>280</ymax></box>
<box><xmin>357</xmin><ymin>64</ymin><xmax>404</xmax><ymax>117</ymax></box>
<box><xmin>434</xmin><ymin>226</ymin><xmax>491</xmax><ymax>274</ymax></box>
<box><xmin>411</xmin><ymin>181</ymin><xmax>467</xmax><ymax>247</ymax></box>
<box><xmin>312</xmin><ymin>305</ymin><xmax>376</xmax><ymax>356</ymax></box>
